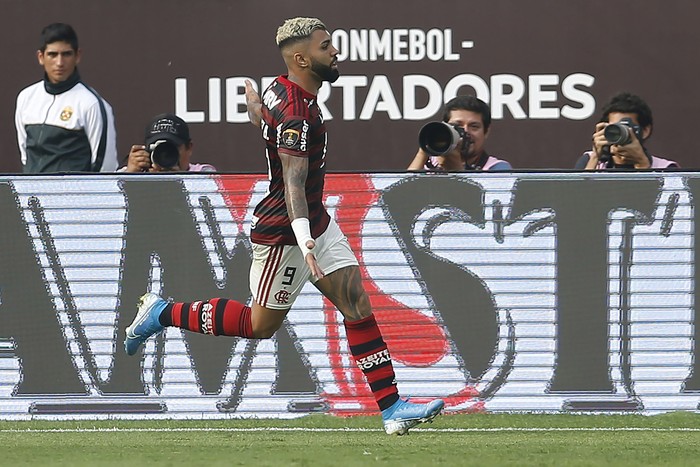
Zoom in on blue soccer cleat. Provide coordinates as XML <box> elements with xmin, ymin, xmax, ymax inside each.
<box><xmin>124</xmin><ymin>293</ymin><xmax>167</xmax><ymax>356</ymax></box>
<box><xmin>381</xmin><ymin>397</ymin><xmax>445</xmax><ymax>435</ymax></box>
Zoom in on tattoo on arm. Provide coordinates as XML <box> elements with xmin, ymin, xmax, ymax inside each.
<box><xmin>280</xmin><ymin>151</ymin><xmax>309</xmax><ymax>221</ymax></box>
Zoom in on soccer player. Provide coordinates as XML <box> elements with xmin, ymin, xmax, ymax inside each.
<box><xmin>124</xmin><ymin>17</ymin><xmax>444</xmax><ymax>435</ymax></box>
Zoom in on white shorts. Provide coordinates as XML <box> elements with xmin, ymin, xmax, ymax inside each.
<box><xmin>249</xmin><ymin>218</ymin><xmax>359</xmax><ymax>310</ymax></box>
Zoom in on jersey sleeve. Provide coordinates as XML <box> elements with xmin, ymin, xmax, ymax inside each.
<box><xmin>277</xmin><ymin>116</ymin><xmax>311</xmax><ymax>158</ymax></box>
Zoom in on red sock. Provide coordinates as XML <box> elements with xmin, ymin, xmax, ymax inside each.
<box><xmin>159</xmin><ymin>298</ymin><xmax>253</xmax><ymax>338</ymax></box>
<box><xmin>344</xmin><ymin>314</ymin><xmax>400</xmax><ymax>411</ymax></box>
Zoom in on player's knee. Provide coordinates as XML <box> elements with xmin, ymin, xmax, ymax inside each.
<box><xmin>251</xmin><ymin>321</ymin><xmax>281</xmax><ymax>339</ymax></box>
<box><xmin>250</xmin><ymin>303</ymin><xmax>287</xmax><ymax>339</ymax></box>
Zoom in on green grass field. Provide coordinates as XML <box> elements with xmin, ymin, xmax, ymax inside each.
<box><xmin>3</xmin><ymin>413</ymin><xmax>700</xmax><ymax>466</ymax></box>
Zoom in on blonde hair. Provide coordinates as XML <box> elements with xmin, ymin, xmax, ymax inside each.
<box><xmin>275</xmin><ymin>17</ymin><xmax>327</xmax><ymax>47</ymax></box>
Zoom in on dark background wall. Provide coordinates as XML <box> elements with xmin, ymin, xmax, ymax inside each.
<box><xmin>1</xmin><ymin>0</ymin><xmax>698</xmax><ymax>172</ymax></box>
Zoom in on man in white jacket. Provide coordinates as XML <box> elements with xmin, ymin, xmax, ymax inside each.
<box><xmin>15</xmin><ymin>23</ymin><xmax>117</xmax><ymax>173</ymax></box>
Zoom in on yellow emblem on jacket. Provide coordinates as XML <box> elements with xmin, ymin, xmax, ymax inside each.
<box><xmin>60</xmin><ymin>107</ymin><xmax>73</xmax><ymax>121</ymax></box>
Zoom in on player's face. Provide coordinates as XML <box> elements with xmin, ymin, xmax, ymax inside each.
<box><xmin>309</xmin><ymin>29</ymin><xmax>339</xmax><ymax>83</ymax></box>
<box><xmin>38</xmin><ymin>41</ymin><xmax>80</xmax><ymax>84</ymax></box>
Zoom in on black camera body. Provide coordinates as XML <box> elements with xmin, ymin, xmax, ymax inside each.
<box><xmin>604</xmin><ymin>117</ymin><xmax>643</xmax><ymax>146</ymax></box>
<box><xmin>146</xmin><ymin>139</ymin><xmax>180</xmax><ymax>169</ymax></box>
<box><xmin>418</xmin><ymin>121</ymin><xmax>470</xmax><ymax>156</ymax></box>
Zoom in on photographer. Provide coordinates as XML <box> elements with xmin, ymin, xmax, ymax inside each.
<box><xmin>407</xmin><ymin>95</ymin><xmax>511</xmax><ymax>172</ymax></box>
<box><xmin>121</xmin><ymin>113</ymin><xmax>216</xmax><ymax>173</ymax></box>
<box><xmin>575</xmin><ymin>92</ymin><xmax>678</xmax><ymax>170</ymax></box>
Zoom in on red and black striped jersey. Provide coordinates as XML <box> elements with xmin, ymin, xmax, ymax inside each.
<box><xmin>250</xmin><ymin>75</ymin><xmax>331</xmax><ymax>246</ymax></box>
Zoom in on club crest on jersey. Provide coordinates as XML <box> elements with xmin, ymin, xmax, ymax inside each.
<box><xmin>274</xmin><ymin>289</ymin><xmax>291</xmax><ymax>304</ymax></box>
<box><xmin>282</xmin><ymin>129</ymin><xmax>300</xmax><ymax>148</ymax></box>
<box><xmin>60</xmin><ymin>107</ymin><xmax>73</xmax><ymax>121</ymax></box>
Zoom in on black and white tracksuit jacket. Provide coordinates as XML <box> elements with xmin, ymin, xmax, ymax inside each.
<box><xmin>15</xmin><ymin>70</ymin><xmax>118</xmax><ymax>173</ymax></box>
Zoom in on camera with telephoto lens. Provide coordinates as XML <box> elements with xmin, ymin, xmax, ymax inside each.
<box><xmin>603</xmin><ymin>117</ymin><xmax>643</xmax><ymax>146</ymax></box>
<box><xmin>146</xmin><ymin>139</ymin><xmax>180</xmax><ymax>168</ymax></box>
<box><xmin>418</xmin><ymin>121</ymin><xmax>471</xmax><ymax>156</ymax></box>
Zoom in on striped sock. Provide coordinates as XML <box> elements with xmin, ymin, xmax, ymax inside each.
<box><xmin>344</xmin><ymin>314</ymin><xmax>400</xmax><ymax>411</ymax></box>
<box><xmin>159</xmin><ymin>298</ymin><xmax>253</xmax><ymax>337</ymax></box>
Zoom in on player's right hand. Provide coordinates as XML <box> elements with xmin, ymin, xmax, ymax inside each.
<box><xmin>304</xmin><ymin>240</ymin><xmax>324</xmax><ymax>280</ymax></box>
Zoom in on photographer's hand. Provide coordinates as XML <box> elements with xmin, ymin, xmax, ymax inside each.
<box><xmin>592</xmin><ymin>122</ymin><xmax>609</xmax><ymax>156</ymax></box>
<box><xmin>584</xmin><ymin>122</ymin><xmax>609</xmax><ymax>169</ymax></box>
<box><xmin>125</xmin><ymin>145</ymin><xmax>152</xmax><ymax>173</ymax></box>
<box><xmin>611</xmin><ymin>130</ymin><xmax>650</xmax><ymax>168</ymax></box>
<box><xmin>407</xmin><ymin>148</ymin><xmax>430</xmax><ymax>171</ymax></box>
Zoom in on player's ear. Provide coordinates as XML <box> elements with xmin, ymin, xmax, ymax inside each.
<box><xmin>293</xmin><ymin>52</ymin><xmax>309</xmax><ymax>69</ymax></box>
